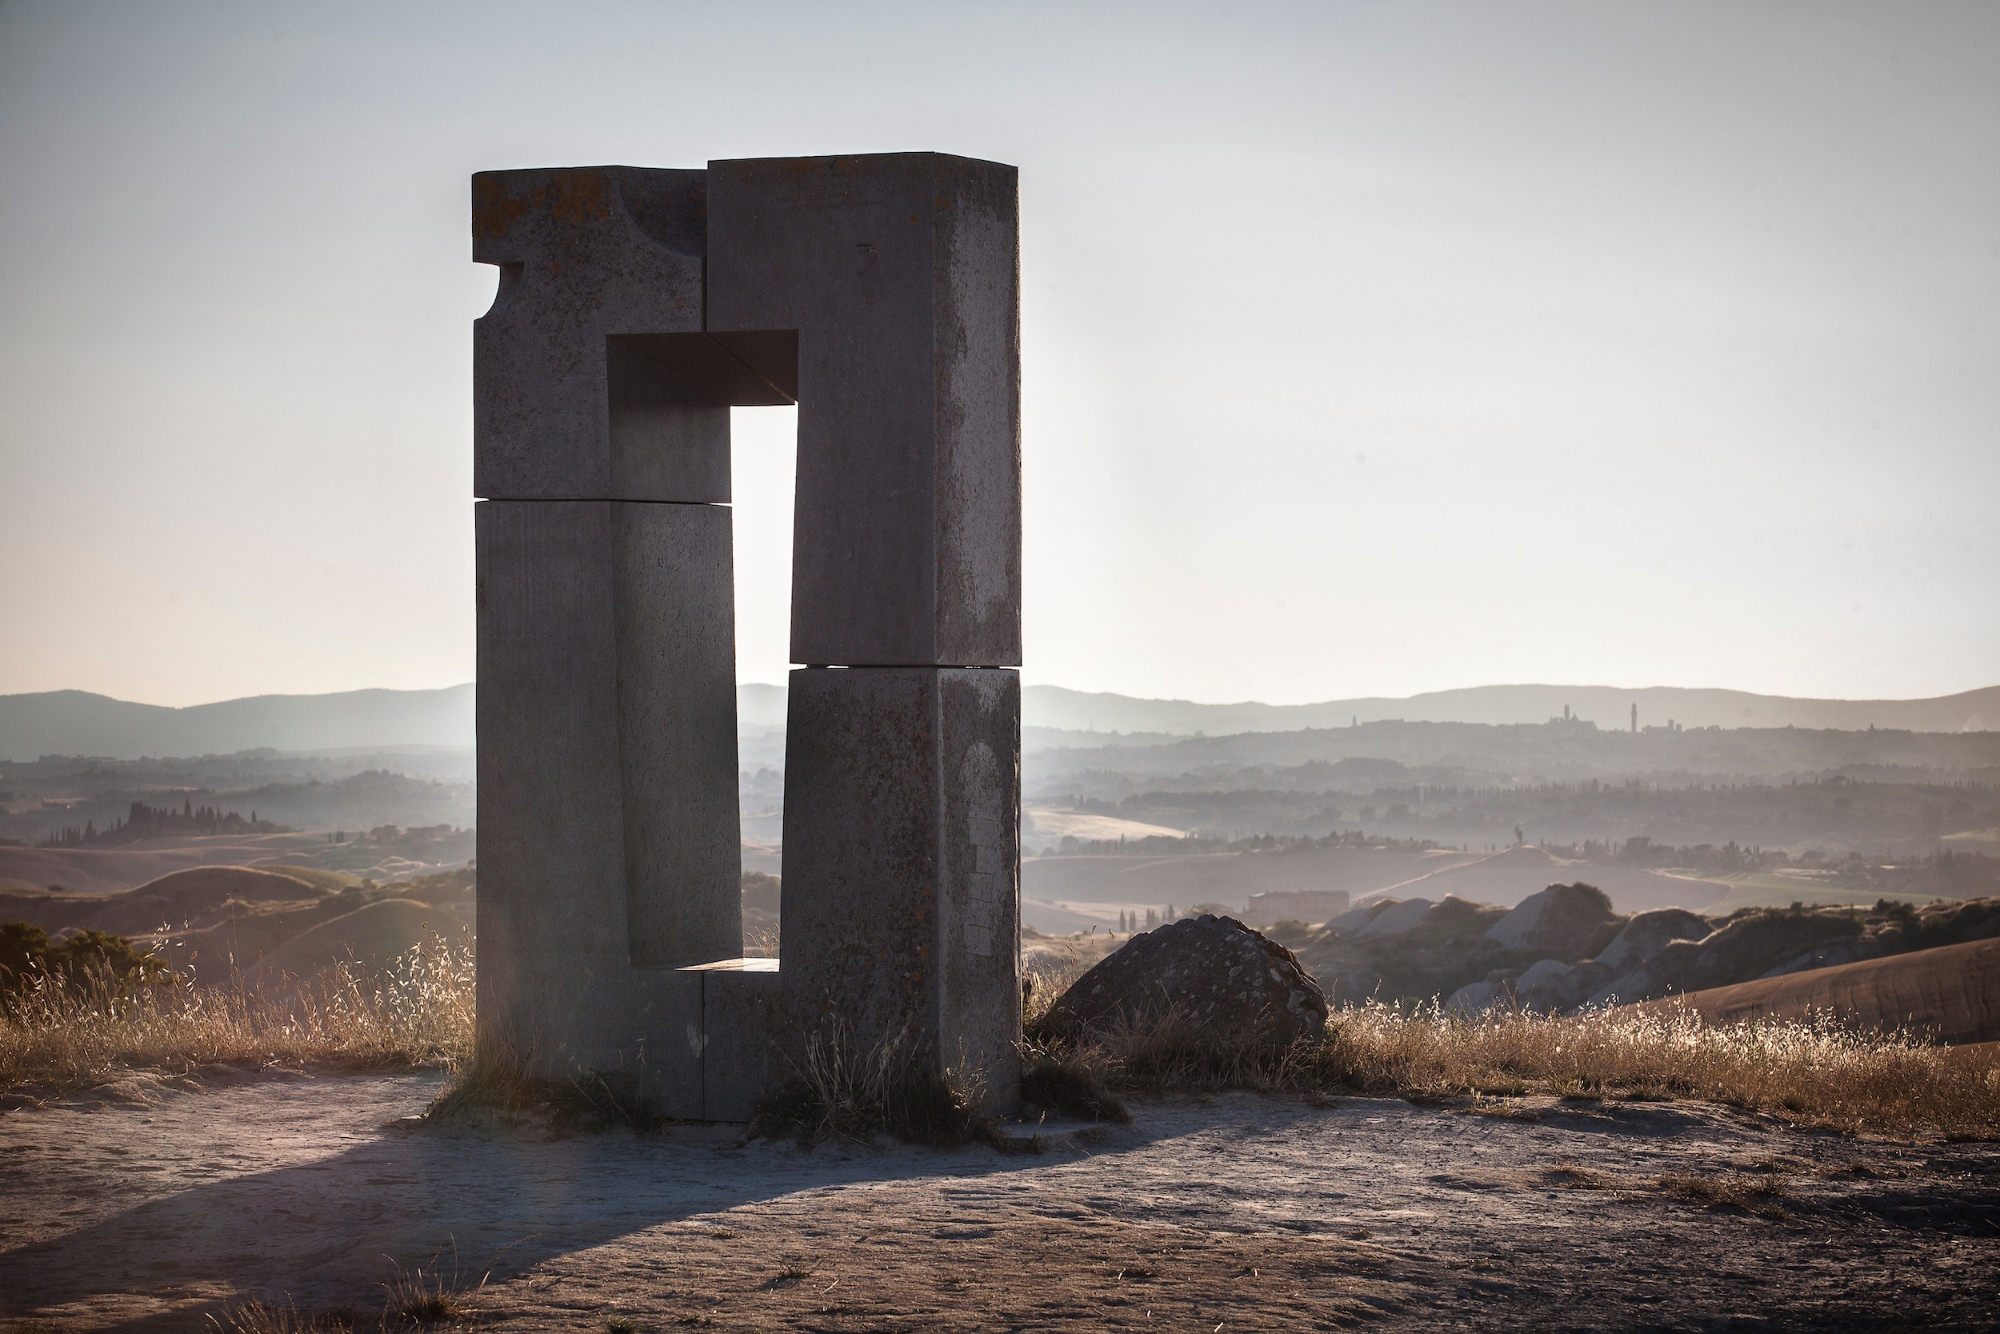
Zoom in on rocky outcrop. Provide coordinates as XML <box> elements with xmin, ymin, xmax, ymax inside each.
<box><xmin>1451</xmin><ymin>958</ymin><xmax>1617</xmax><ymax>1015</ymax></box>
<box><xmin>1484</xmin><ymin>883</ymin><xmax>1620</xmax><ymax>957</ymax></box>
<box><xmin>1597</xmin><ymin>908</ymin><xmax>1710</xmax><ymax>974</ymax></box>
<box><xmin>1357</xmin><ymin>898</ymin><xmax>1435</xmax><ymax>937</ymax></box>
<box><xmin>1444</xmin><ymin>978</ymin><xmax>1510</xmax><ymax>1016</ymax></box>
<box><xmin>1324</xmin><ymin>901</ymin><xmax>1395</xmax><ymax>934</ymax></box>
<box><xmin>1515</xmin><ymin>958</ymin><xmax>1615</xmax><ymax>1012</ymax></box>
<box><xmin>1042</xmin><ymin>914</ymin><xmax>1328</xmax><ymax>1045</ymax></box>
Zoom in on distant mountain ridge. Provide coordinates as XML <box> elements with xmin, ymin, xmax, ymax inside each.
<box><xmin>4</xmin><ymin>680</ymin><xmax>1993</xmax><ymax>760</ymax></box>
<box><xmin>0</xmin><ymin>687</ymin><xmax>477</xmax><ymax>760</ymax></box>
<box><xmin>1022</xmin><ymin>683</ymin><xmax>2000</xmax><ymax>736</ymax></box>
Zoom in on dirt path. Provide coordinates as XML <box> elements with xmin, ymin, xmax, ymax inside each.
<box><xmin>3</xmin><ymin>1073</ymin><xmax>1997</xmax><ymax>1331</ymax></box>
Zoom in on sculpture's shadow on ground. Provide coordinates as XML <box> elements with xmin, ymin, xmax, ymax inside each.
<box><xmin>1</xmin><ymin>1106</ymin><xmax>1164</xmax><ymax>1330</ymax></box>
<box><xmin>7</xmin><ymin>1088</ymin><xmax>1906</xmax><ymax>1333</ymax></box>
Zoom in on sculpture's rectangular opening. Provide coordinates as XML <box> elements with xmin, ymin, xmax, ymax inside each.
<box><xmin>732</xmin><ymin>401</ymin><xmax>797</xmax><ymax>957</ymax></box>
<box><xmin>597</xmin><ymin>332</ymin><xmax>800</xmax><ymax>968</ymax></box>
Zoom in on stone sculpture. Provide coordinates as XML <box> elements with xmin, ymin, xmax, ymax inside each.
<box><xmin>472</xmin><ymin>154</ymin><xmax>1022</xmax><ymax>1119</ymax></box>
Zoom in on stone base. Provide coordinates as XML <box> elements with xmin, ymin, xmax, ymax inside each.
<box><xmin>779</xmin><ymin>667</ymin><xmax>1021</xmax><ymax>1112</ymax></box>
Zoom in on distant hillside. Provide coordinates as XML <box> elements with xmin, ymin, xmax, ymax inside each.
<box><xmin>1022</xmin><ymin>683</ymin><xmax>2000</xmax><ymax>736</ymax></box>
<box><xmin>0</xmin><ymin>687</ymin><xmax>475</xmax><ymax>760</ymax></box>
<box><xmin>9</xmin><ymin>680</ymin><xmax>1992</xmax><ymax>761</ymax></box>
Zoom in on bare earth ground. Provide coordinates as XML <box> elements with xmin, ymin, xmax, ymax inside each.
<box><xmin>3</xmin><ymin>1075</ymin><xmax>1998</xmax><ymax>1332</ymax></box>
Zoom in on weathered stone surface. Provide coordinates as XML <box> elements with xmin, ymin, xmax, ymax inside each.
<box><xmin>1596</xmin><ymin>908</ymin><xmax>1711</xmax><ymax>975</ymax></box>
<box><xmin>475</xmin><ymin>153</ymin><xmax>1022</xmax><ymax>1121</ymax></box>
<box><xmin>1045</xmin><ymin>915</ymin><xmax>1328</xmax><ymax>1045</ymax></box>
<box><xmin>1484</xmin><ymin>883</ymin><xmax>1619</xmax><ymax>956</ymax></box>
<box><xmin>779</xmin><ymin>667</ymin><xmax>1021</xmax><ymax>1109</ymax></box>
<box><xmin>475</xmin><ymin>501</ymin><xmax>743</xmax><ymax>1080</ymax></box>
<box><xmin>474</xmin><ymin>167</ymin><xmax>714</xmax><ymax>500</ymax></box>
<box><xmin>687</xmin><ymin>958</ymin><xmax>782</xmax><ymax>1121</ymax></box>
<box><xmin>708</xmin><ymin>153</ymin><xmax>1021</xmax><ymax>668</ymax></box>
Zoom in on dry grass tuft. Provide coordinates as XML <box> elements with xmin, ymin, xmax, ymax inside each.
<box><xmin>379</xmin><ymin>1246</ymin><xmax>486</xmax><ymax>1326</ymax></box>
<box><xmin>750</xmin><ymin>1022</ymin><xmax>994</xmax><ymax>1148</ymax></box>
<box><xmin>1546</xmin><ymin>1163</ymin><xmax>1611</xmax><ymax>1190</ymax></box>
<box><xmin>207</xmin><ymin>1298</ymin><xmax>350</xmax><ymax>1333</ymax></box>
<box><xmin>1656</xmin><ymin>1169</ymin><xmax>1792</xmax><ymax>1219</ymax></box>
<box><xmin>1028</xmin><ymin>1000</ymin><xmax>2000</xmax><ymax>1139</ymax></box>
<box><xmin>1017</xmin><ymin>1039</ymin><xmax>1130</xmax><ymax>1123</ymax></box>
<box><xmin>1</xmin><ymin>933</ymin><xmax>474</xmax><ymax>1098</ymax></box>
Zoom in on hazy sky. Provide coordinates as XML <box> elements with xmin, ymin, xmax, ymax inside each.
<box><xmin>1</xmin><ymin>1</ymin><xmax>1995</xmax><ymax>707</ymax></box>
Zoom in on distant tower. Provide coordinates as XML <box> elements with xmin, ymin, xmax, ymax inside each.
<box><xmin>1631</xmin><ymin>702</ymin><xmax>1637</xmax><ymax>733</ymax></box>
<box><xmin>1563</xmin><ymin>704</ymin><xmax>1571</xmax><ymax>722</ymax></box>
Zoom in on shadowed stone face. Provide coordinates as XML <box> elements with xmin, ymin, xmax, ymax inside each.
<box><xmin>474</xmin><ymin>154</ymin><xmax>1023</xmax><ymax>1119</ymax></box>
<box><xmin>1044</xmin><ymin>914</ymin><xmax>1329</xmax><ymax>1047</ymax></box>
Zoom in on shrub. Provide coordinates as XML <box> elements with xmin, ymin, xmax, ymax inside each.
<box><xmin>0</xmin><ymin>921</ymin><xmax>173</xmax><ymax>1005</ymax></box>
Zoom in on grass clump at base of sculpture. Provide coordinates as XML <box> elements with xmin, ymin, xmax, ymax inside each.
<box><xmin>1017</xmin><ymin>999</ymin><xmax>2000</xmax><ymax>1139</ymax></box>
<box><xmin>749</xmin><ymin>1021</ymin><xmax>997</xmax><ymax>1148</ymax></box>
<box><xmin>0</xmin><ymin>930</ymin><xmax>473</xmax><ymax>1099</ymax></box>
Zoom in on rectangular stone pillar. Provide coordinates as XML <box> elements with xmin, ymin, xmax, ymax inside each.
<box><xmin>779</xmin><ymin>668</ymin><xmax>1020</xmax><ymax>1106</ymax></box>
<box><xmin>473</xmin><ymin>166</ymin><xmax>747</xmax><ymax>1100</ymax></box>
<box><xmin>476</xmin><ymin>500</ymin><xmax>740</xmax><ymax>1088</ymax></box>
<box><xmin>705</xmin><ymin>154</ymin><xmax>1023</xmax><ymax>1108</ymax></box>
<box><xmin>706</xmin><ymin>153</ymin><xmax>1022</xmax><ymax>668</ymax></box>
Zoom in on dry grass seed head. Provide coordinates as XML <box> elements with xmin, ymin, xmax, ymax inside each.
<box><xmin>206</xmin><ymin>1299</ymin><xmax>340</xmax><ymax>1334</ymax></box>
<box><xmin>750</xmin><ymin>1021</ymin><xmax>995</xmax><ymax>1147</ymax></box>
<box><xmin>380</xmin><ymin>1248</ymin><xmax>485</xmax><ymax>1326</ymax></box>
<box><xmin>1036</xmin><ymin>999</ymin><xmax>2000</xmax><ymax>1139</ymax></box>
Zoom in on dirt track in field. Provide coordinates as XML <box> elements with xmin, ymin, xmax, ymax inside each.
<box><xmin>3</xmin><ymin>1072</ymin><xmax>1998</xmax><ymax>1331</ymax></box>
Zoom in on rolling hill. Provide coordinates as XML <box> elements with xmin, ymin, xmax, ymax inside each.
<box><xmin>0</xmin><ymin>686</ymin><xmax>476</xmax><ymax>760</ymax></box>
<box><xmin>1022</xmin><ymin>683</ymin><xmax>2000</xmax><ymax>736</ymax></box>
<box><xmin>7</xmin><ymin>681</ymin><xmax>1992</xmax><ymax>763</ymax></box>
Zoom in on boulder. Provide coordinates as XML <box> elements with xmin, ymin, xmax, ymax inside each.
<box><xmin>1357</xmin><ymin>897</ymin><xmax>1435</xmax><ymax>937</ymax></box>
<box><xmin>1484</xmin><ymin>883</ymin><xmax>1619</xmax><ymax>957</ymax></box>
<box><xmin>1042</xmin><ymin>914</ymin><xmax>1328</xmax><ymax>1045</ymax></box>
<box><xmin>1597</xmin><ymin>908</ymin><xmax>1711</xmax><ymax>974</ymax></box>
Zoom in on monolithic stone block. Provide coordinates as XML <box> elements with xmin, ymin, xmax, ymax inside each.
<box><xmin>707</xmin><ymin>154</ymin><xmax>1021</xmax><ymax>667</ymax></box>
<box><xmin>473</xmin><ymin>167</ymin><xmax>712</xmax><ymax>500</ymax></box>
<box><xmin>615</xmin><ymin>501</ymin><xmax>743</xmax><ymax>967</ymax></box>
<box><xmin>688</xmin><ymin>958</ymin><xmax>783</xmax><ymax>1121</ymax></box>
<box><xmin>779</xmin><ymin>666</ymin><xmax>1020</xmax><ymax>1109</ymax></box>
<box><xmin>475</xmin><ymin>152</ymin><xmax>1022</xmax><ymax>1123</ymax></box>
<box><xmin>476</xmin><ymin>499</ymin><xmax>741</xmax><ymax>1079</ymax></box>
